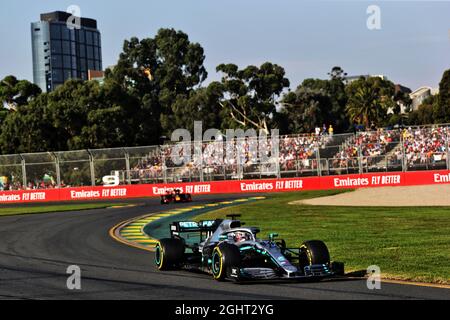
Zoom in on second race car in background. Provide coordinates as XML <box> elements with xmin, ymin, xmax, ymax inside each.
<box><xmin>160</xmin><ymin>189</ymin><xmax>193</xmax><ymax>205</ymax></box>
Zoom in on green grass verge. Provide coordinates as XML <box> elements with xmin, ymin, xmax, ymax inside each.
<box><xmin>195</xmin><ymin>190</ymin><xmax>450</xmax><ymax>284</ymax></box>
<box><xmin>0</xmin><ymin>203</ymin><xmax>129</xmax><ymax>217</ymax></box>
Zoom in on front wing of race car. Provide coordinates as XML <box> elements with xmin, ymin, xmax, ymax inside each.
<box><xmin>227</xmin><ymin>264</ymin><xmax>335</xmax><ymax>282</ymax></box>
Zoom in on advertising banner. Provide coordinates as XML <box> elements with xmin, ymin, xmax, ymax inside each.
<box><xmin>1</xmin><ymin>170</ymin><xmax>450</xmax><ymax>204</ymax></box>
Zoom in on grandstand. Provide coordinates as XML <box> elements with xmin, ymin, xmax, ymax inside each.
<box><xmin>329</xmin><ymin>129</ymin><xmax>402</xmax><ymax>174</ymax></box>
<box><xmin>402</xmin><ymin>126</ymin><xmax>448</xmax><ymax>170</ymax></box>
<box><xmin>0</xmin><ymin>124</ymin><xmax>450</xmax><ymax>190</ymax></box>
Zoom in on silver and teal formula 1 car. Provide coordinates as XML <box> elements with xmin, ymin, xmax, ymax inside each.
<box><xmin>155</xmin><ymin>215</ymin><xmax>344</xmax><ymax>282</ymax></box>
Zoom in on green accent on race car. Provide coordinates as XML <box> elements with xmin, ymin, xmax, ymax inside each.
<box><xmin>155</xmin><ymin>244</ymin><xmax>161</xmax><ymax>265</ymax></box>
<box><xmin>211</xmin><ymin>251</ymin><xmax>221</xmax><ymax>274</ymax></box>
<box><xmin>269</xmin><ymin>233</ymin><xmax>279</xmax><ymax>241</ymax></box>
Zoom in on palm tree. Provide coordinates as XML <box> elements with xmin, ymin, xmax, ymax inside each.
<box><xmin>345</xmin><ymin>77</ymin><xmax>395</xmax><ymax>128</ymax></box>
<box><xmin>346</xmin><ymin>84</ymin><xmax>377</xmax><ymax>127</ymax></box>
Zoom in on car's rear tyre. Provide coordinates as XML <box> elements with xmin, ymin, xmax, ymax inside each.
<box><xmin>299</xmin><ymin>240</ymin><xmax>330</xmax><ymax>269</ymax></box>
<box><xmin>211</xmin><ymin>243</ymin><xmax>241</xmax><ymax>281</ymax></box>
<box><xmin>155</xmin><ymin>238</ymin><xmax>185</xmax><ymax>270</ymax></box>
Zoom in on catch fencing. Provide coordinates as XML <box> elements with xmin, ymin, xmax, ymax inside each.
<box><xmin>1</xmin><ymin>125</ymin><xmax>450</xmax><ymax>191</ymax></box>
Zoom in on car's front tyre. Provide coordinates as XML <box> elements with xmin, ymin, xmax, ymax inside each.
<box><xmin>211</xmin><ymin>243</ymin><xmax>241</xmax><ymax>281</ymax></box>
<box><xmin>299</xmin><ymin>240</ymin><xmax>330</xmax><ymax>270</ymax></box>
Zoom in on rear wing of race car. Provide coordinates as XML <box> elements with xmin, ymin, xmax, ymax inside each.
<box><xmin>170</xmin><ymin>219</ymin><xmax>223</xmax><ymax>240</ymax></box>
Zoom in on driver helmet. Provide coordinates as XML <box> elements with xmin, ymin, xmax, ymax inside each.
<box><xmin>234</xmin><ymin>231</ymin><xmax>248</xmax><ymax>243</ymax></box>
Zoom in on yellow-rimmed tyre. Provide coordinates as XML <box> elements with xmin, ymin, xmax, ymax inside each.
<box><xmin>299</xmin><ymin>240</ymin><xmax>330</xmax><ymax>269</ymax></box>
<box><xmin>155</xmin><ymin>238</ymin><xmax>185</xmax><ymax>270</ymax></box>
<box><xmin>211</xmin><ymin>243</ymin><xmax>241</xmax><ymax>281</ymax></box>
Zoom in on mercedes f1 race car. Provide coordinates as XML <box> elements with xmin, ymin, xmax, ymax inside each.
<box><xmin>155</xmin><ymin>214</ymin><xmax>344</xmax><ymax>282</ymax></box>
<box><xmin>160</xmin><ymin>189</ymin><xmax>193</xmax><ymax>205</ymax></box>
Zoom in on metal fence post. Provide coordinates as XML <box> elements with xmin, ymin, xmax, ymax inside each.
<box><xmin>123</xmin><ymin>148</ymin><xmax>131</xmax><ymax>185</ymax></box>
<box><xmin>401</xmin><ymin>130</ymin><xmax>407</xmax><ymax>172</ymax></box>
<box><xmin>193</xmin><ymin>140</ymin><xmax>204</xmax><ymax>182</ymax></box>
<box><xmin>358</xmin><ymin>146</ymin><xmax>363</xmax><ymax>174</ymax></box>
<box><xmin>161</xmin><ymin>146</ymin><xmax>167</xmax><ymax>184</ymax></box>
<box><xmin>200</xmin><ymin>142</ymin><xmax>204</xmax><ymax>182</ymax></box>
<box><xmin>276</xmin><ymin>154</ymin><xmax>281</xmax><ymax>180</ymax></box>
<box><xmin>87</xmin><ymin>149</ymin><xmax>95</xmax><ymax>186</ymax></box>
<box><xmin>316</xmin><ymin>142</ymin><xmax>321</xmax><ymax>177</ymax></box>
<box><xmin>19</xmin><ymin>154</ymin><xmax>27</xmax><ymax>188</ymax></box>
<box><xmin>237</xmin><ymin>140</ymin><xmax>243</xmax><ymax>181</ymax></box>
<box><xmin>445</xmin><ymin>128</ymin><xmax>450</xmax><ymax>170</ymax></box>
<box><xmin>52</xmin><ymin>152</ymin><xmax>61</xmax><ymax>187</ymax></box>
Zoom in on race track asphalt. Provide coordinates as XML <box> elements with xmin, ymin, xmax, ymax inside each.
<box><xmin>0</xmin><ymin>194</ymin><xmax>449</xmax><ymax>300</ymax></box>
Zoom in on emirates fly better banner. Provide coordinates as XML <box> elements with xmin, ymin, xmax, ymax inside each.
<box><xmin>1</xmin><ymin>170</ymin><xmax>450</xmax><ymax>204</ymax></box>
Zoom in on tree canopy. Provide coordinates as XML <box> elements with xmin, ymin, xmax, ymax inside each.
<box><xmin>437</xmin><ymin>69</ymin><xmax>450</xmax><ymax>122</ymax></box>
<box><xmin>215</xmin><ymin>62</ymin><xmax>290</xmax><ymax>133</ymax></box>
<box><xmin>279</xmin><ymin>67</ymin><xmax>349</xmax><ymax>134</ymax></box>
<box><xmin>0</xmin><ymin>76</ymin><xmax>41</xmax><ymax>110</ymax></box>
<box><xmin>345</xmin><ymin>76</ymin><xmax>396</xmax><ymax>127</ymax></box>
<box><xmin>106</xmin><ymin>28</ymin><xmax>208</xmax><ymax>141</ymax></box>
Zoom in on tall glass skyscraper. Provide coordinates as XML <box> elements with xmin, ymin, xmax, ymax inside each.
<box><xmin>31</xmin><ymin>11</ymin><xmax>103</xmax><ymax>92</ymax></box>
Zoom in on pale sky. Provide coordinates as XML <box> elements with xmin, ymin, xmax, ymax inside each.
<box><xmin>0</xmin><ymin>0</ymin><xmax>449</xmax><ymax>90</ymax></box>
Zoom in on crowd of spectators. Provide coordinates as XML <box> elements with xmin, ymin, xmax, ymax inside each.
<box><xmin>402</xmin><ymin>126</ymin><xmax>448</xmax><ymax>168</ymax></box>
<box><xmin>278</xmin><ymin>134</ymin><xmax>330</xmax><ymax>172</ymax></box>
<box><xmin>130</xmin><ymin>153</ymin><xmax>165</xmax><ymax>183</ymax></box>
<box><xmin>331</xmin><ymin>129</ymin><xmax>401</xmax><ymax>169</ymax></box>
<box><xmin>0</xmin><ymin>180</ymin><xmax>23</xmax><ymax>191</ymax></box>
<box><xmin>180</xmin><ymin>135</ymin><xmax>329</xmax><ymax>172</ymax></box>
<box><xmin>127</xmin><ymin>134</ymin><xmax>333</xmax><ymax>181</ymax></box>
<box><xmin>0</xmin><ymin>173</ymin><xmax>68</xmax><ymax>191</ymax></box>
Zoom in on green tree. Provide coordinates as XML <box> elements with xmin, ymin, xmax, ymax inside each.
<box><xmin>168</xmin><ymin>82</ymin><xmax>223</xmax><ymax>134</ymax></box>
<box><xmin>0</xmin><ymin>79</ymin><xmax>134</xmax><ymax>153</ymax></box>
<box><xmin>216</xmin><ymin>62</ymin><xmax>290</xmax><ymax>133</ymax></box>
<box><xmin>0</xmin><ymin>109</ymin><xmax>8</xmax><ymax>126</ymax></box>
<box><xmin>0</xmin><ymin>94</ymin><xmax>54</xmax><ymax>153</ymax></box>
<box><xmin>280</xmin><ymin>67</ymin><xmax>349</xmax><ymax>134</ymax></box>
<box><xmin>302</xmin><ymin>71</ymin><xmax>349</xmax><ymax>131</ymax></box>
<box><xmin>436</xmin><ymin>69</ymin><xmax>450</xmax><ymax>122</ymax></box>
<box><xmin>46</xmin><ymin>80</ymin><xmax>93</xmax><ymax>150</ymax></box>
<box><xmin>0</xmin><ymin>76</ymin><xmax>41</xmax><ymax>110</ymax></box>
<box><xmin>48</xmin><ymin>79</ymin><xmax>134</xmax><ymax>150</ymax></box>
<box><xmin>408</xmin><ymin>95</ymin><xmax>439</xmax><ymax>125</ymax></box>
<box><xmin>345</xmin><ymin>77</ymin><xmax>396</xmax><ymax>127</ymax></box>
<box><xmin>0</xmin><ymin>76</ymin><xmax>42</xmax><ymax>126</ymax></box>
<box><xmin>280</xmin><ymin>86</ymin><xmax>332</xmax><ymax>133</ymax></box>
<box><xmin>107</xmin><ymin>28</ymin><xmax>208</xmax><ymax>141</ymax></box>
